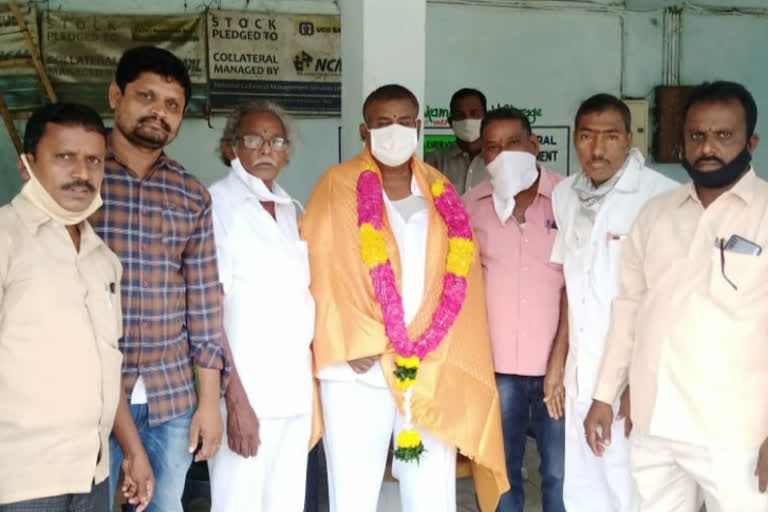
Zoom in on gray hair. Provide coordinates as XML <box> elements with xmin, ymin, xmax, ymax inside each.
<box><xmin>218</xmin><ymin>100</ymin><xmax>293</xmax><ymax>166</ymax></box>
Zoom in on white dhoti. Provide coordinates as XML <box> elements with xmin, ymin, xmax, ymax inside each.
<box><xmin>320</xmin><ymin>377</ymin><xmax>457</xmax><ymax>512</ymax></box>
<box><xmin>630</xmin><ymin>431</ymin><xmax>768</xmax><ymax>512</ymax></box>
<box><xmin>208</xmin><ymin>410</ymin><xmax>312</xmax><ymax>512</ymax></box>
<box><xmin>564</xmin><ymin>397</ymin><xmax>638</xmax><ymax>512</ymax></box>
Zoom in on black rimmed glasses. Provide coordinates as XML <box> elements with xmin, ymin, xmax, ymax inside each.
<box><xmin>240</xmin><ymin>134</ymin><xmax>289</xmax><ymax>151</ymax></box>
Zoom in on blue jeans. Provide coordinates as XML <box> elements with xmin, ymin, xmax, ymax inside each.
<box><xmin>496</xmin><ymin>374</ymin><xmax>565</xmax><ymax>512</ymax></box>
<box><xmin>109</xmin><ymin>404</ymin><xmax>193</xmax><ymax>512</ymax></box>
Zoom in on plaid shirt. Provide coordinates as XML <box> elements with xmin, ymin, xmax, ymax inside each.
<box><xmin>91</xmin><ymin>149</ymin><xmax>228</xmax><ymax>426</ymax></box>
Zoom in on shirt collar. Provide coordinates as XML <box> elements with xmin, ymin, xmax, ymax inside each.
<box><xmin>676</xmin><ymin>168</ymin><xmax>757</xmax><ymax>207</ymax></box>
<box><xmin>381</xmin><ymin>173</ymin><xmax>427</xmax><ymax>205</ymax></box>
<box><xmin>410</xmin><ymin>174</ymin><xmax>426</xmax><ymax>198</ymax></box>
<box><xmin>12</xmin><ymin>192</ymin><xmax>49</xmax><ymax>234</ymax></box>
<box><xmin>228</xmin><ymin>166</ymin><xmax>292</xmax><ymax>204</ymax></box>
<box><xmin>11</xmin><ymin>193</ymin><xmax>105</xmax><ymax>256</ymax></box>
<box><xmin>613</xmin><ymin>148</ymin><xmax>645</xmax><ymax>193</ymax></box>
<box><xmin>447</xmin><ymin>142</ymin><xmax>469</xmax><ymax>160</ymax></box>
<box><xmin>105</xmin><ymin>134</ymin><xmax>172</xmax><ymax>179</ymax></box>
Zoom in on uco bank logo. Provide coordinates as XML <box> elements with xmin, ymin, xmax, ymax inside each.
<box><xmin>295</xmin><ymin>19</ymin><xmax>341</xmax><ymax>36</ymax></box>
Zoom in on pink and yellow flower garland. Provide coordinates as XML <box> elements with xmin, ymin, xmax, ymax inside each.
<box><xmin>357</xmin><ymin>168</ymin><xmax>474</xmax><ymax>462</ymax></box>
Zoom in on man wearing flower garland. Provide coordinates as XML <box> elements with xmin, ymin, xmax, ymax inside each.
<box><xmin>300</xmin><ymin>84</ymin><xmax>508</xmax><ymax>512</ymax></box>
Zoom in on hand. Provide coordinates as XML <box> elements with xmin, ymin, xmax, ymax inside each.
<box><xmin>755</xmin><ymin>436</ymin><xmax>768</xmax><ymax>492</ymax></box>
<box><xmin>348</xmin><ymin>356</ymin><xmax>378</xmax><ymax>374</ymax></box>
<box><xmin>542</xmin><ymin>362</ymin><xmax>566</xmax><ymax>420</ymax></box>
<box><xmin>225</xmin><ymin>391</ymin><xmax>261</xmax><ymax>458</ymax></box>
<box><xmin>617</xmin><ymin>386</ymin><xmax>633</xmax><ymax>438</ymax></box>
<box><xmin>189</xmin><ymin>400</ymin><xmax>224</xmax><ymax>462</ymax></box>
<box><xmin>121</xmin><ymin>449</ymin><xmax>154</xmax><ymax>512</ymax></box>
<box><xmin>584</xmin><ymin>399</ymin><xmax>614</xmax><ymax>457</ymax></box>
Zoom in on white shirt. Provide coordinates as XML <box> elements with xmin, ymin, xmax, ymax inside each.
<box><xmin>209</xmin><ymin>167</ymin><xmax>315</xmax><ymax>418</ymax></box>
<box><xmin>317</xmin><ymin>175</ymin><xmax>428</xmax><ymax>386</ymax></box>
<box><xmin>550</xmin><ymin>151</ymin><xmax>677</xmax><ymax>404</ymax></box>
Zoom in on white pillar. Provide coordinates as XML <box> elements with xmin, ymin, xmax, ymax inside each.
<box><xmin>339</xmin><ymin>0</ymin><xmax>427</xmax><ymax>161</ymax></box>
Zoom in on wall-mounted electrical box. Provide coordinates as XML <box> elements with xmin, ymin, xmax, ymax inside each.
<box><xmin>624</xmin><ymin>99</ymin><xmax>649</xmax><ymax>158</ymax></box>
<box><xmin>653</xmin><ymin>86</ymin><xmax>695</xmax><ymax>163</ymax></box>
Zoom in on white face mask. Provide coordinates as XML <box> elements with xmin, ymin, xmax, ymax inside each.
<box><xmin>452</xmin><ymin>118</ymin><xmax>482</xmax><ymax>143</ymax></box>
<box><xmin>19</xmin><ymin>154</ymin><xmax>103</xmax><ymax>226</ymax></box>
<box><xmin>369</xmin><ymin>124</ymin><xmax>418</xmax><ymax>167</ymax></box>
<box><xmin>485</xmin><ymin>150</ymin><xmax>539</xmax><ymax>224</ymax></box>
<box><xmin>230</xmin><ymin>156</ymin><xmax>291</xmax><ymax>205</ymax></box>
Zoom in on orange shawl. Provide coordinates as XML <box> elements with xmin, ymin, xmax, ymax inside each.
<box><xmin>300</xmin><ymin>150</ymin><xmax>509</xmax><ymax>511</ymax></box>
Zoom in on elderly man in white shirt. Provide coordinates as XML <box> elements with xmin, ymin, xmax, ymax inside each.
<box><xmin>207</xmin><ymin>101</ymin><xmax>315</xmax><ymax>512</ymax></box>
<box><xmin>546</xmin><ymin>94</ymin><xmax>677</xmax><ymax>511</ymax></box>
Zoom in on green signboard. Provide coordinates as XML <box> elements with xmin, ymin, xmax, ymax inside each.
<box><xmin>424</xmin><ymin>133</ymin><xmax>455</xmax><ymax>156</ymax></box>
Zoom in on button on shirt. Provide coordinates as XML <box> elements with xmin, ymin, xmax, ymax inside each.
<box><xmin>464</xmin><ymin>166</ymin><xmax>564</xmax><ymax>376</ymax></box>
<box><xmin>425</xmin><ymin>142</ymin><xmax>487</xmax><ymax>194</ymax></box>
<box><xmin>210</xmin><ymin>169</ymin><xmax>315</xmax><ymax>418</ymax></box>
<box><xmin>0</xmin><ymin>195</ymin><xmax>123</xmax><ymax>505</ymax></box>
<box><xmin>595</xmin><ymin>169</ymin><xmax>768</xmax><ymax>449</ymax></box>
<box><xmin>90</xmin><ymin>150</ymin><xmax>228</xmax><ymax>425</ymax></box>
<box><xmin>550</xmin><ymin>155</ymin><xmax>676</xmax><ymax>404</ymax></box>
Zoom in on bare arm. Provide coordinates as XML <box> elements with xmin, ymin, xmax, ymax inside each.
<box><xmin>543</xmin><ymin>288</ymin><xmax>569</xmax><ymax>420</ymax></box>
<box><xmin>112</xmin><ymin>396</ymin><xmax>153</xmax><ymax>511</ymax></box>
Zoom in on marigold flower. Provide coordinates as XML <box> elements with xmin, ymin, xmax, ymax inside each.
<box><xmin>396</xmin><ymin>377</ymin><xmax>415</xmax><ymax>390</ymax></box>
<box><xmin>446</xmin><ymin>237</ymin><xmax>474</xmax><ymax>277</ymax></box>
<box><xmin>359</xmin><ymin>223</ymin><xmax>388</xmax><ymax>267</ymax></box>
<box><xmin>395</xmin><ymin>355</ymin><xmax>420</xmax><ymax>369</ymax></box>
<box><xmin>431</xmin><ymin>179</ymin><xmax>446</xmax><ymax>198</ymax></box>
<box><xmin>396</xmin><ymin>428</ymin><xmax>422</xmax><ymax>449</ymax></box>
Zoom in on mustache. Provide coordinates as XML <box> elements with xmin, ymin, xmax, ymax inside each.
<box><xmin>250</xmin><ymin>156</ymin><xmax>278</xmax><ymax>167</ymax></box>
<box><xmin>138</xmin><ymin>115</ymin><xmax>171</xmax><ymax>132</ymax></box>
<box><xmin>694</xmin><ymin>156</ymin><xmax>725</xmax><ymax>167</ymax></box>
<box><xmin>62</xmin><ymin>179</ymin><xmax>96</xmax><ymax>193</ymax></box>
<box><xmin>588</xmin><ymin>157</ymin><xmax>609</xmax><ymax>164</ymax></box>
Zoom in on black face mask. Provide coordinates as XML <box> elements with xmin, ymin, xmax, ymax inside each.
<box><xmin>682</xmin><ymin>147</ymin><xmax>752</xmax><ymax>189</ymax></box>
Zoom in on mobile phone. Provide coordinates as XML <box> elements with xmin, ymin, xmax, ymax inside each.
<box><xmin>724</xmin><ymin>234</ymin><xmax>762</xmax><ymax>256</ymax></box>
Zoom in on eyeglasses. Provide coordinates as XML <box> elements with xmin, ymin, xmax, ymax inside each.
<box><xmin>239</xmin><ymin>134</ymin><xmax>289</xmax><ymax>151</ymax></box>
<box><xmin>719</xmin><ymin>238</ymin><xmax>738</xmax><ymax>290</ymax></box>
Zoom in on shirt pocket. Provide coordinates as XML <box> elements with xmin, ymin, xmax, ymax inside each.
<box><xmin>87</xmin><ymin>268</ymin><xmax>121</xmax><ymax>350</ymax></box>
<box><xmin>709</xmin><ymin>248</ymin><xmax>768</xmax><ymax>306</ymax></box>
<box><xmin>161</xmin><ymin>201</ymin><xmax>193</xmax><ymax>257</ymax></box>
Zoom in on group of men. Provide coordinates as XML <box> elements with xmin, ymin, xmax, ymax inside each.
<box><xmin>432</xmin><ymin>82</ymin><xmax>768</xmax><ymax>512</ymax></box>
<box><xmin>0</xmin><ymin>41</ymin><xmax>767</xmax><ymax>512</ymax></box>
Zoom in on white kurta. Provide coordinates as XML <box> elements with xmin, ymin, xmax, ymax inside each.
<box><xmin>550</xmin><ymin>150</ymin><xmax>676</xmax><ymax>512</ymax></box>
<box><xmin>319</xmin><ymin>176</ymin><xmax>457</xmax><ymax>512</ymax></box>
<box><xmin>207</xmin><ymin>165</ymin><xmax>315</xmax><ymax>512</ymax></box>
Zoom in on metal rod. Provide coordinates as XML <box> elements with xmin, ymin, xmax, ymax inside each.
<box><xmin>0</xmin><ymin>57</ymin><xmax>33</xmax><ymax>68</ymax></box>
<box><xmin>0</xmin><ymin>91</ymin><xmax>23</xmax><ymax>154</ymax></box>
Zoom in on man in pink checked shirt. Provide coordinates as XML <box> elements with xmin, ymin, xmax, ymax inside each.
<box><xmin>464</xmin><ymin>107</ymin><xmax>568</xmax><ymax>512</ymax></box>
